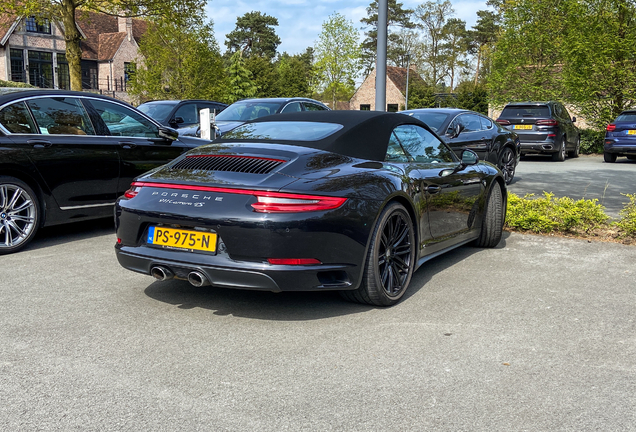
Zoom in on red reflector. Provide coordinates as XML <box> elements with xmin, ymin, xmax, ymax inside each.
<box><xmin>268</xmin><ymin>258</ymin><xmax>322</xmax><ymax>265</ymax></box>
<box><xmin>606</xmin><ymin>124</ymin><xmax>616</xmax><ymax>131</ymax></box>
<box><xmin>117</xmin><ymin>238</ymin><xmax>122</xmax><ymax>244</ymax></box>
<box><xmin>496</xmin><ymin>119</ymin><xmax>510</xmax><ymax>125</ymax></box>
<box><xmin>536</xmin><ymin>119</ymin><xmax>558</xmax><ymax>126</ymax></box>
<box><xmin>548</xmin><ymin>134</ymin><xmax>556</xmax><ymax>137</ymax></box>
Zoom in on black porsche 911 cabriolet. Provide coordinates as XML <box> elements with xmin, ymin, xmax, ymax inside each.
<box><xmin>115</xmin><ymin>111</ymin><xmax>506</xmax><ymax>306</ymax></box>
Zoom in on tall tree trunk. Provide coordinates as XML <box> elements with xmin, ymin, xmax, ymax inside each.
<box><xmin>474</xmin><ymin>46</ymin><xmax>482</xmax><ymax>86</ymax></box>
<box><xmin>61</xmin><ymin>0</ymin><xmax>82</xmax><ymax>91</ymax></box>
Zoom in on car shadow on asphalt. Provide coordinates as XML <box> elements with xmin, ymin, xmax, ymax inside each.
<box><xmin>21</xmin><ymin>217</ymin><xmax>115</xmax><ymax>253</ymax></box>
<box><xmin>142</xmin><ymin>233</ymin><xmax>510</xmax><ymax>321</ymax></box>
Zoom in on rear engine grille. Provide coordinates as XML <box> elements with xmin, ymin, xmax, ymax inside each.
<box><xmin>171</xmin><ymin>155</ymin><xmax>286</xmax><ymax>174</ymax></box>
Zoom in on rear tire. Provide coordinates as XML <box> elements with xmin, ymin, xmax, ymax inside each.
<box><xmin>0</xmin><ymin>176</ymin><xmax>40</xmax><ymax>255</ymax></box>
<box><xmin>568</xmin><ymin>137</ymin><xmax>580</xmax><ymax>158</ymax></box>
<box><xmin>604</xmin><ymin>152</ymin><xmax>617</xmax><ymax>163</ymax></box>
<box><xmin>340</xmin><ymin>202</ymin><xmax>415</xmax><ymax>306</ymax></box>
<box><xmin>498</xmin><ymin>147</ymin><xmax>516</xmax><ymax>185</ymax></box>
<box><xmin>551</xmin><ymin>137</ymin><xmax>566</xmax><ymax>161</ymax></box>
<box><xmin>473</xmin><ymin>183</ymin><xmax>504</xmax><ymax>248</ymax></box>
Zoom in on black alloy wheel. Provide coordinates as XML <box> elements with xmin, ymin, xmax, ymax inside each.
<box><xmin>498</xmin><ymin>147</ymin><xmax>516</xmax><ymax>185</ymax></box>
<box><xmin>0</xmin><ymin>176</ymin><xmax>40</xmax><ymax>255</ymax></box>
<box><xmin>552</xmin><ymin>136</ymin><xmax>567</xmax><ymax>161</ymax></box>
<box><xmin>340</xmin><ymin>202</ymin><xmax>415</xmax><ymax>306</ymax></box>
<box><xmin>604</xmin><ymin>152</ymin><xmax>617</xmax><ymax>163</ymax></box>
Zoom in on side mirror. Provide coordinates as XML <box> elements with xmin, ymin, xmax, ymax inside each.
<box><xmin>449</xmin><ymin>123</ymin><xmax>465</xmax><ymax>138</ymax></box>
<box><xmin>461</xmin><ymin>149</ymin><xmax>479</xmax><ymax>166</ymax></box>
<box><xmin>158</xmin><ymin>126</ymin><xmax>178</xmax><ymax>141</ymax></box>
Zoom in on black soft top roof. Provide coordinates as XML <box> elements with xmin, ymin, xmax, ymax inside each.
<box><xmin>216</xmin><ymin>110</ymin><xmax>433</xmax><ymax>161</ymax></box>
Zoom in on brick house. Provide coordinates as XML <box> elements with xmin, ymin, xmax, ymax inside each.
<box><xmin>0</xmin><ymin>11</ymin><xmax>146</xmax><ymax>101</ymax></box>
<box><xmin>350</xmin><ymin>66</ymin><xmax>426</xmax><ymax>112</ymax></box>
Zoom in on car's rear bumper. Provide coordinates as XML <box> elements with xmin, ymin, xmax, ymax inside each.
<box><xmin>604</xmin><ymin>139</ymin><xmax>636</xmax><ymax>155</ymax></box>
<box><xmin>115</xmin><ymin>245</ymin><xmax>359</xmax><ymax>292</ymax></box>
<box><xmin>519</xmin><ymin>140</ymin><xmax>559</xmax><ymax>155</ymax></box>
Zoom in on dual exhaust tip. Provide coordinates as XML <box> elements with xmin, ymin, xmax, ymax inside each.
<box><xmin>150</xmin><ymin>266</ymin><xmax>210</xmax><ymax>287</ymax></box>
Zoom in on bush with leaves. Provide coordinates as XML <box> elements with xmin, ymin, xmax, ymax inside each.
<box><xmin>506</xmin><ymin>192</ymin><xmax>609</xmax><ymax>233</ymax></box>
<box><xmin>579</xmin><ymin>129</ymin><xmax>605</xmax><ymax>154</ymax></box>
<box><xmin>614</xmin><ymin>193</ymin><xmax>636</xmax><ymax>236</ymax></box>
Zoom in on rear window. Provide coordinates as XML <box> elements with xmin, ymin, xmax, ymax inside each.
<box><xmin>404</xmin><ymin>112</ymin><xmax>450</xmax><ymax>132</ymax></box>
<box><xmin>220</xmin><ymin>121</ymin><xmax>343</xmax><ymax>141</ymax></box>
<box><xmin>615</xmin><ymin>112</ymin><xmax>636</xmax><ymax>122</ymax></box>
<box><xmin>137</xmin><ymin>102</ymin><xmax>176</xmax><ymax>121</ymax></box>
<box><xmin>501</xmin><ymin>105</ymin><xmax>550</xmax><ymax>118</ymax></box>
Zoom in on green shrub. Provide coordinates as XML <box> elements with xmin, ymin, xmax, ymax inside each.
<box><xmin>0</xmin><ymin>80</ymin><xmax>36</xmax><ymax>88</ymax></box>
<box><xmin>614</xmin><ymin>193</ymin><xmax>636</xmax><ymax>236</ymax></box>
<box><xmin>506</xmin><ymin>192</ymin><xmax>609</xmax><ymax>233</ymax></box>
<box><xmin>579</xmin><ymin>128</ymin><xmax>605</xmax><ymax>154</ymax></box>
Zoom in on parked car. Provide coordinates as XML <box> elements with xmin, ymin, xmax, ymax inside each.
<box><xmin>206</xmin><ymin>97</ymin><xmax>330</xmax><ymax>137</ymax></box>
<box><xmin>604</xmin><ymin>110</ymin><xmax>636</xmax><ymax>163</ymax></box>
<box><xmin>496</xmin><ymin>101</ymin><xmax>580</xmax><ymax>161</ymax></box>
<box><xmin>137</xmin><ymin>99</ymin><xmax>228</xmax><ymax>131</ymax></box>
<box><xmin>0</xmin><ymin>89</ymin><xmax>210</xmax><ymax>254</ymax></box>
<box><xmin>114</xmin><ymin>111</ymin><xmax>506</xmax><ymax>306</ymax></box>
<box><xmin>401</xmin><ymin>108</ymin><xmax>520</xmax><ymax>184</ymax></box>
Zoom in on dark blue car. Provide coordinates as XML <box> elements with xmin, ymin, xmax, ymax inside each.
<box><xmin>604</xmin><ymin>110</ymin><xmax>636</xmax><ymax>163</ymax></box>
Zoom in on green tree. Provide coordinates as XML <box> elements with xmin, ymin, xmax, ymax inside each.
<box><xmin>225</xmin><ymin>11</ymin><xmax>281</xmax><ymax>60</ymax></box>
<box><xmin>468</xmin><ymin>10</ymin><xmax>500</xmax><ymax>85</ymax></box>
<box><xmin>442</xmin><ymin>18</ymin><xmax>469</xmax><ymax>92</ymax></box>
<box><xmin>128</xmin><ymin>9</ymin><xmax>228</xmax><ymax>101</ymax></box>
<box><xmin>314</xmin><ymin>13</ymin><xmax>362</xmax><ymax>109</ymax></box>
<box><xmin>277</xmin><ymin>53</ymin><xmax>314</xmax><ymax>98</ymax></box>
<box><xmin>227</xmin><ymin>51</ymin><xmax>257</xmax><ymax>102</ymax></box>
<box><xmin>360</xmin><ymin>0</ymin><xmax>416</xmax><ymax>74</ymax></box>
<box><xmin>1</xmin><ymin>0</ymin><xmax>201</xmax><ymax>91</ymax></box>
<box><xmin>562</xmin><ymin>0</ymin><xmax>636</xmax><ymax>129</ymax></box>
<box><xmin>406</xmin><ymin>79</ymin><xmax>436</xmax><ymax>109</ymax></box>
<box><xmin>414</xmin><ymin>0</ymin><xmax>454</xmax><ymax>88</ymax></box>
<box><xmin>245</xmin><ymin>56</ymin><xmax>280</xmax><ymax>97</ymax></box>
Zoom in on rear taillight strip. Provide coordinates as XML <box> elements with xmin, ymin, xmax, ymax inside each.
<box><xmin>127</xmin><ymin>182</ymin><xmax>347</xmax><ymax>213</ymax></box>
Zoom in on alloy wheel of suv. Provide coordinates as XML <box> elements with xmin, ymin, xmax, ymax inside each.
<box><xmin>568</xmin><ymin>137</ymin><xmax>580</xmax><ymax>158</ymax></box>
<box><xmin>552</xmin><ymin>136</ymin><xmax>567</xmax><ymax>162</ymax></box>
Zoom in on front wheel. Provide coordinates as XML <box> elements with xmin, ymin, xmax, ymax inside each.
<box><xmin>340</xmin><ymin>202</ymin><xmax>415</xmax><ymax>306</ymax></box>
<box><xmin>0</xmin><ymin>177</ymin><xmax>40</xmax><ymax>255</ymax></box>
<box><xmin>498</xmin><ymin>147</ymin><xmax>516</xmax><ymax>185</ymax></box>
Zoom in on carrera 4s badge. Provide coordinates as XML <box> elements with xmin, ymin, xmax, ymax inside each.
<box><xmin>152</xmin><ymin>191</ymin><xmax>224</xmax><ymax>207</ymax></box>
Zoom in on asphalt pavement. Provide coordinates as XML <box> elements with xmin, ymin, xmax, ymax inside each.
<box><xmin>1</xmin><ymin>217</ymin><xmax>634</xmax><ymax>431</ymax></box>
<box><xmin>508</xmin><ymin>154</ymin><xmax>636</xmax><ymax>218</ymax></box>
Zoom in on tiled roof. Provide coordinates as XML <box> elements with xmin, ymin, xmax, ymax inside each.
<box><xmin>387</xmin><ymin>66</ymin><xmax>426</xmax><ymax>94</ymax></box>
<box><xmin>0</xmin><ymin>14</ymin><xmax>18</xmax><ymax>45</ymax></box>
<box><xmin>75</xmin><ymin>10</ymin><xmax>146</xmax><ymax>61</ymax></box>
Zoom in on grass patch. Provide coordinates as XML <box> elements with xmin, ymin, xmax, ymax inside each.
<box><xmin>506</xmin><ymin>192</ymin><xmax>636</xmax><ymax>245</ymax></box>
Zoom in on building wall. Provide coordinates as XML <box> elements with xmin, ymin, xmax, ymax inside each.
<box><xmin>350</xmin><ymin>68</ymin><xmax>406</xmax><ymax>111</ymax></box>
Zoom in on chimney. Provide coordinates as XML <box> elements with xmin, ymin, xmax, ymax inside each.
<box><xmin>118</xmin><ymin>16</ymin><xmax>132</xmax><ymax>41</ymax></box>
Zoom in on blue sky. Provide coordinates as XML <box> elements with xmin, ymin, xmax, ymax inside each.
<box><xmin>206</xmin><ymin>0</ymin><xmax>491</xmax><ymax>56</ymax></box>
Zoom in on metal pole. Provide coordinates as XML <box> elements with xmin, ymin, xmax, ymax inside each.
<box><xmin>375</xmin><ymin>0</ymin><xmax>388</xmax><ymax>112</ymax></box>
<box><xmin>405</xmin><ymin>54</ymin><xmax>410</xmax><ymax>110</ymax></box>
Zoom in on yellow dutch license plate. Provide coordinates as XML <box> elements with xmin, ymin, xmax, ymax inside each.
<box><xmin>514</xmin><ymin>125</ymin><xmax>533</xmax><ymax>130</ymax></box>
<box><xmin>147</xmin><ymin>226</ymin><xmax>216</xmax><ymax>252</ymax></box>
<box><xmin>627</xmin><ymin>130</ymin><xmax>636</xmax><ymax>135</ymax></box>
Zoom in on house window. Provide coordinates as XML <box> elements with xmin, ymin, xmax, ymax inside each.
<box><xmin>10</xmin><ymin>49</ymin><xmax>25</xmax><ymax>83</ymax></box>
<box><xmin>57</xmin><ymin>53</ymin><xmax>70</xmax><ymax>90</ymax></box>
<box><xmin>81</xmin><ymin>62</ymin><xmax>98</xmax><ymax>89</ymax></box>
<box><xmin>25</xmin><ymin>17</ymin><xmax>51</xmax><ymax>34</ymax></box>
<box><xmin>124</xmin><ymin>62</ymin><xmax>135</xmax><ymax>82</ymax></box>
<box><xmin>387</xmin><ymin>104</ymin><xmax>399</xmax><ymax>113</ymax></box>
<box><xmin>28</xmin><ymin>51</ymin><xmax>54</xmax><ymax>88</ymax></box>
<box><xmin>360</xmin><ymin>104</ymin><xmax>371</xmax><ymax>111</ymax></box>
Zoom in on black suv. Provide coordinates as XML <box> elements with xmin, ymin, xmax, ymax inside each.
<box><xmin>496</xmin><ymin>101</ymin><xmax>580</xmax><ymax>161</ymax></box>
<box><xmin>137</xmin><ymin>99</ymin><xmax>228</xmax><ymax>131</ymax></box>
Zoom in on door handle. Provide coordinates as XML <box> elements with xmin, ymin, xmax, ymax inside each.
<box><xmin>119</xmin><ymin>141</ymin><xmax>137</xmax><ymax>149</ymax></box>
<box><xmin>425</xmin><ymin>185</ymin><xmax>442</xmax><ymax>194</ymax></box>
<box><xmin>27</xmin><ymin>139</ymin><xmax>52</xmax><ymax>148</ymax></box>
